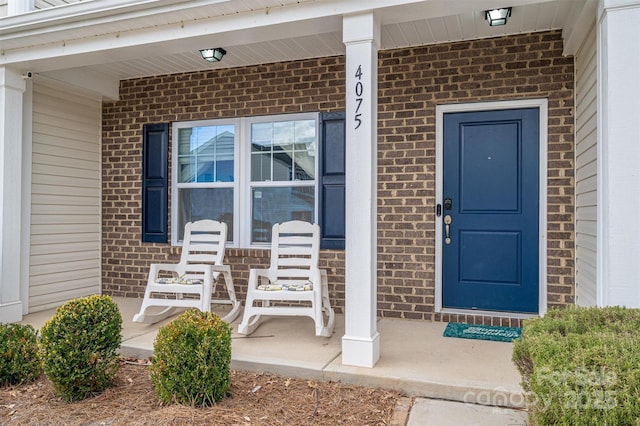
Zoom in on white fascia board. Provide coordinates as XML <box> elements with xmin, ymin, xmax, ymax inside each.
<box><xmin>1</xmin><ymin>0</ymin><xmax>556</xmax><ymax>38</ymax></box>
<box><xmin>0</xmin><ymin>0</ymin><xmax>415</xmax><ymax>41</ymax></box>
<box><xmin>0</xmin><ymin>0</ymin><xmax>226</xmax><ymax>35</ymax></box>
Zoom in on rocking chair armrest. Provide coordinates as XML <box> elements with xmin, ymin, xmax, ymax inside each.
<box><xmin>148</xmin><ymin>263</ymin><xmax>182</xmax><ymax>276</ymax></box>
<box><xmin>247</xmin><ymin>268</ymin><xmax>272</xmax><ymax>288</ymax></box>
<box><xmin>210</xmin><ymin>264</ymin><xmax>231</xmax><ymax>273</ymax></box>
<box><xmin>148</xmin><ymin>263</ymin><xmax>214</xmax><ymax>280</ymax></box>
<box><xmin>310</xmin><ymin>268</ymin><xmax>323</xmax><ymax>284</ymax></box>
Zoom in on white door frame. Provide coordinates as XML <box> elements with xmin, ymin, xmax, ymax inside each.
<box><xmin>434</xmin><ymin>99</ymin><xmax>548</xmax><ymax>318</ymax></box>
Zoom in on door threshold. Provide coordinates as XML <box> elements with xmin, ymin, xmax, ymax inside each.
<box><xmin>440</xmin><ymin>308</ymin><xmax>538</xmax><ymax>320</ymax></box>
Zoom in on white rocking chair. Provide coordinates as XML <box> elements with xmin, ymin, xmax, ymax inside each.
<box><xmin>133</xmin><ymin>220</ymin><xmax>241</xmax><ymax>324</ymax></box>
<box><xmin>238</xmin><ymin>220</ymin><xmax>335</xmax><ymax>337</ymax></box>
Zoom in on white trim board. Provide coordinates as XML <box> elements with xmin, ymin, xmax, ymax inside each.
<box><xmin>435</xmin><ymin>98</ymin><xmax>549</xmax><ymax>317</ymax></box>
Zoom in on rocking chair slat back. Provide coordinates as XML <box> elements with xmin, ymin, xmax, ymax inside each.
<box><xmin>180</xmin><ymin>220</ymin><xmax>226</xmax><ymax>267</ymax></box>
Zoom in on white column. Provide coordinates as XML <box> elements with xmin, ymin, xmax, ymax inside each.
<box><xmin>342</xmin><ymin>12</ymin><xmax>380</xmax><ymax>368</ymax></box>
<box><xmin>8</xmin><ymin>0</ymin><xmax>34</xmax><ymax>15</ymax></box>
<box><xmin>0</xmin><ymin>67</ymin><xmax>26</xmax><ymax>323</ymax></box>
<box><xmin>597</xmin><ymin>0</ymin><xmax>640</xmax><ymax>307</ymax></box>
<box><xmin>21</xmin><ymin>80</ymin><xmax>33</xmax><ymax>315</ymax></box>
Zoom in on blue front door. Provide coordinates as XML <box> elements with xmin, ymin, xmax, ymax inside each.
<box><xmin>442</xmin><ymin>108</ymin><xmax>539</xmax><ymax>313</ymax></box>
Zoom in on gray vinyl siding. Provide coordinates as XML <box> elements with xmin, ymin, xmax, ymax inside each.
<box><xmin>575</xmin><ymin>24</ymin><xmax>598</xmax><ymax>307</ymax></box>
<box><xmin>29</xmin><ymin>84</ymin><xmax>101</xmax><ymax>312</ymax></box>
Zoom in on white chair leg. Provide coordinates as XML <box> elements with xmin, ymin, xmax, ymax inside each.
<box><xmin>132</xmin><ymin>290</ymin><xmax>178</xmax><ymax>324</ymax></box>
<box><xmin>238</xmin><ymin>306</ymin><xmax>263</xmax><ymax>335</ymax></box>
<box><xmin>238</xmin><ymin>270</ymin><xmax>267</xmax><ymax>335</ymax></box>
<box><xmin>238</xmin><ymin>294</ymin><xmax>269</xmax><ymax>335</ymax></box>
<box><xmin>238</xmin><ymin>313</ymin><xmax>263</xmax><ymax>335</ymax></box>
<box><xmin>318</xmin><ymin>271</ymin><xmax>335</xmax><ymax>337</ymax></box>
<box><xmin>219</xmin><ymin>269</ymin><xmax>241</xmax><ymax>323</ymax></box>
<box><xmin>314</xmin><ymin>303</ymin><xmax>325</xmax><ymax>336</ymax></box>
<box><xmin>238</xmin><ymin>289</ymin><xmax>260</xmax><ymax>335</ymax></box>
<box><xmin>220</xmin><ymin>301</ymin><xmax>242</xmax><ymax>324</ymax></box>
<box><xmin>202</xmin><ymin>282</ymin><xmax>212</xmax><ymax>313</ymax></box>
<box><xmin>132</xmin><ymin>286</ymin><xmax>188</xmax><ymax>324</ymax></box>
<box><xmin>321</xmin><ymin>305</ymin><xmax>336</xmax><ymax>337</ymax></box>
<box><xmin>132</xmin><ymin>306</ymin><xmax>177</xmax><ymax>324</ymax></box>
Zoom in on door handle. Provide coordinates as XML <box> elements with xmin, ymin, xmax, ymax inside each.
<box><xmin>444</xmin><ymin>215</ymin><xmax>452</xmax><ymax>245</ymax></box>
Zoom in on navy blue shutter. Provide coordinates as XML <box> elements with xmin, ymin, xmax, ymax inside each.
<box><xmin>319</xmin><ymin>112</ymin><xmax>346</xmax><ymax>249</ymax></box>
<box><xmin>142</xmin><ymin>123</ymin><xmax>168</xmax><ymax>243</ymax></box>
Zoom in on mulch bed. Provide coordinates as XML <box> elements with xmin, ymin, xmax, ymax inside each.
<box><xmin>0</xmin><ymin>359</ymin><xmax>401</xmax><ymax>425</ymax></box>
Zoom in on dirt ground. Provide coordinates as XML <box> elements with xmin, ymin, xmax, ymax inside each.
<box><xmin>0</xmin><ymin>359</ymin><xmax>402</xmax><ymax>425</ymax></box>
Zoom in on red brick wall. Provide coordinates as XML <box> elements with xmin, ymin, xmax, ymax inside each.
<box><xmin>377</xmin><ymin>31</ymin><xmax>574</xmax><ymax>326</ymax></box>
<box><xmin>102</xmin><ymin>30</ymin><xmax>574</xmax><ymax>325</ymax></box>
<box><xmin>102</xmin><ymin>57</ymin><xmax>347</xmax><ymax>307</ymax></box>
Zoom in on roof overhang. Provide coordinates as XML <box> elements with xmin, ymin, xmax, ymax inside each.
<box><xmin>0</xmin><ymin>0</ymin><xmax>596</xmax><ymax>100</ymax></box>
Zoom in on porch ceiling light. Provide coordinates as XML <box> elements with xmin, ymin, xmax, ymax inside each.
<box><xmin>199</xmin><ymin>47</ymin><xmax>226</xmax><ymax>62</ymax></box>
<box><xmin>485</xmin><ymin>7</ymin><xmax>511</xmax><ymax>26</ymax></box>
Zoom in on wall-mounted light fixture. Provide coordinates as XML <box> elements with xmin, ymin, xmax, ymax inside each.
<box><xmin>199</xmin><ymin>48</ymin><xmax>227</xmax><ymax>62</ymax></box>
<box><xmin>485</xmin><ymin>7</ymin><xmax>511</xmax><ymax>26</ymax></box>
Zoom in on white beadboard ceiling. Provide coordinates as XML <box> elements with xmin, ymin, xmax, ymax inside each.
<box><xmin>88</xmin><ymin>1</ymin><xmax>583</xmax><ymax>81</ymax></box>
<box><xmin>0</xmin><ymin>0</ymin><xmax>593</xmax><ymax>89</ymax></box>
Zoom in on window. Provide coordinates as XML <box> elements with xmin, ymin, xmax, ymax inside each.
<box><xmin>171</xmin><ymin>113</ymin><xmax>319</xmax><ymax>247</ymax></box>
<box><xmin>173</xmin><ymin>121</ymin><xmax>237</xmax><ymax>243</ymax></box>
<box><xmin>248</xmin><ymin>116</ymin><xmax>316</xmax><ymax>243</ymax></box>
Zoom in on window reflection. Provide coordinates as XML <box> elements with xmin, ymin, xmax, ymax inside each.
<box><xmin>178</xmin><ymin>126</ymin><xmax>234</xmax><ymax>183</ymax></box>
<box><xmin>250</xmin><ymin>120</ymin><xmax>315</xmax><ymax>182</ymax></box>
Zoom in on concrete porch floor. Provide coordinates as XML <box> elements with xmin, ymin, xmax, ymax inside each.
<box><xmin>22</xmin><ymin>296</ymin><xmax>528</xmax><ymax>423</ymax></box>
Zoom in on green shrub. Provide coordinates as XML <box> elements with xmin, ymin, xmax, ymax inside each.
<box><xmin>39</xmin><ymin>295</ymin><xmax>122</xmax><ymax>402</ymax></box>
<box><xmin>513</xmin><ymin>306</ymin><xmax>640</xmax><ymax>425</ymax></box>
<box><xmin>0</xmin><ymin>323</ymin><xmax>41</xmax><ymax>386</ymax></box>
<box><xmin>150</xmin><ymin>309</ymin><xmax>232</xmax><ymax>406</ymax></box>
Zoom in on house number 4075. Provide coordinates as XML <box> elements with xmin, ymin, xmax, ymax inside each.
<box><xmin>354</xmin><ymin>65</ymin><xmax>364</xmax><ymax>130</ymax></box>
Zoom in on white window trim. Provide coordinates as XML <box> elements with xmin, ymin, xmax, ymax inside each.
<box><xmin>171</xmin><ymin>112</ymin><xmax>320</xmax><ymax>248</ymax></box>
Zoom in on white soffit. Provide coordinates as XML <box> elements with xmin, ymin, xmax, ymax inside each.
<box><xmin>0</xmin><ymin>0</ymin><xmax>589</xmax><ymax>82</ymax></box>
